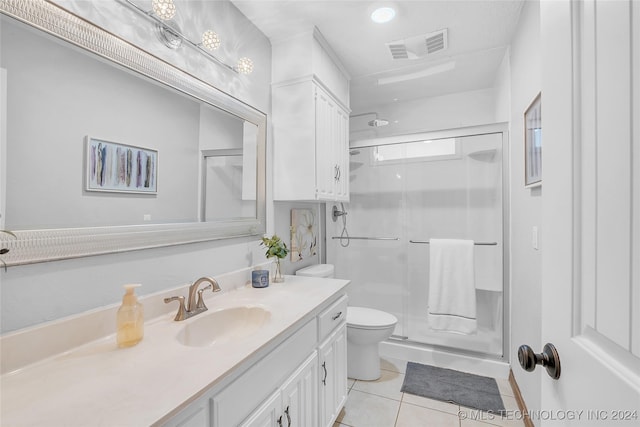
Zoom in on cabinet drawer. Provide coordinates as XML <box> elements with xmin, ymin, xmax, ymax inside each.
<box><xmin>318</xmin><ymin>295</ymin><xmax>347</xmax><ymax>341</ymax></box>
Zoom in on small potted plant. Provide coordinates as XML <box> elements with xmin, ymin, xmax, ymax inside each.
<box><xmin>260</xmin><ymin>234</ymin><xmax>289</xmax><ymax>283</ymax></box>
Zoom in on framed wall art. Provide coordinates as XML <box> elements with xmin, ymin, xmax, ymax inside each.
<box><xmin>86</xmin><ymin>136</ymin><xmax>157</xmax><ymax>194</ymax></box>
<box><xmin>524</xmin><ymin>93</ymin><xmax>542</xmax><ymax>188</ymax></box>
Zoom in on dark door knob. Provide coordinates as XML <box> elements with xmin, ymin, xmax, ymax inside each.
<box><xmin>518</xmin><ymin>343</ymin><xmax>561</xmax><ymax>379</ymax></box>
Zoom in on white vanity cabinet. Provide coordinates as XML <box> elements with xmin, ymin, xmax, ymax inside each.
<box><xmin>273</xmin><ymin>79</ymin><xmax>349</xmax><ymax>202</ymax></box>
<box><xmin>162</xmin><ymin>293</ymin><xmax>348</xmax><ymax>427</ymax></box>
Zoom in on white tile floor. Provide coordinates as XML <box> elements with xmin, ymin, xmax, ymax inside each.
<box><xmin>334</xmin><ymin>357</ymin><xmax>527</xmax><ymax>427</ymax></box>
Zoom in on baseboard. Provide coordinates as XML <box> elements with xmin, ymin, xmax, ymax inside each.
<box><xmin>508</xmin><ymin>369</ymin><xmax>534</xmax><ymax>427</ymax></box>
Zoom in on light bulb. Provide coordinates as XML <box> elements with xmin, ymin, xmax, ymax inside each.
<box><xmin>202</xmin><ymin>30</ymin><xmax>220</xmax><ymax>51</ymax></box>
<box><xmin>152</xmin><ymin>0</ymin><xmax>176</xmax><ymax>21</ymax></box>
<box><xmin>236</xmin><ymin>57</ymin><xmax>253</xmax><ymax>75</ymax></box>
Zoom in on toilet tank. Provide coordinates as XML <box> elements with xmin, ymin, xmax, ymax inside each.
<box><xmin>295</xmin><ymin>264</ymin><xmax>335</xmax><ymax>278</ymax></box>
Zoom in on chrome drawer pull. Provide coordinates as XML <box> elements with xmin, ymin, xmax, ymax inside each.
<box><xmin>332</xmin><ymin>311</ymin><xmax>343</xmax><ymax>321</ymax></box>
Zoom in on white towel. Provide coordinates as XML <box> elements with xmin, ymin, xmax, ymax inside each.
<box><xmin>427</xmin><ymin>239</ymin><xmax>477</xmax><ymax>334</ymax></box>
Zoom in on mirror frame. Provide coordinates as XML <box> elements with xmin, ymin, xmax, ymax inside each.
<box><xmin>0</xmin><ymin>0</ymin><xmax>267</xmax><ymax>266</ymax></box>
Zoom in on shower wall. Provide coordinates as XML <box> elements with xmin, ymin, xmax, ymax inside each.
<box><xmin>327</xmin><ymin>127</ymin><xmax>506</xmax><ymax>357</ymax></box>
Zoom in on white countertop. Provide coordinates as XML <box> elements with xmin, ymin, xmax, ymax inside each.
<box><xmin>0</xmin><ymin>275</ymin><xmax>349</xmax><ymax>427</ymax></box>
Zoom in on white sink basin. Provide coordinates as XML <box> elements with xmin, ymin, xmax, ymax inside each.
<box><xmin>176</xmin><ymin>306</ymin><xmax>271</xmax><ymax>347</ymax></box>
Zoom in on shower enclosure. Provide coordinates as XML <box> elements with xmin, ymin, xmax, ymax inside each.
<box><xmin>327</xmin><ymin>124</ymin><xmax>508</xmax><ymax>360</ymax></box>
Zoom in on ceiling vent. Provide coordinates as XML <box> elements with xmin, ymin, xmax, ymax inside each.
<box><xmin>386</xmin><ymin>28</ymin><xmax>448</xmax><ymax>60</ymax></box>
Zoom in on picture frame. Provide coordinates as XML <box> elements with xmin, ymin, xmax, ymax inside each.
<box><xmin>524</xmin><ymin>93</ymin><xmax>542</xmax><ymax>188</ymax></box>
<box><xmin>85</xmin><ymin>136</ymin><xmax>157</xmax><ymax>194</ymax></box>
<box><xmin>290</xmin><ymin>208</ymin><xmax>317</xmax><ymax>262</ymax></box>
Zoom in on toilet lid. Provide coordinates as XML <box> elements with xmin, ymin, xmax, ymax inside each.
<box><xmin>295</xmin><ymin>264</ymin><xmax>334</xmax><ymax>277</ymax></box>
<box><xmin>347</xmin><ymin>306</ymin><xmax>398</xmax><ymax>329</ymax></box>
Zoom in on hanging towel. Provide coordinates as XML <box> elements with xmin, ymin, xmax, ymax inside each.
<box><xmin>427</xmin><ymin>239</ymin><xmax>477</xmax><ymax>334</ymax></box>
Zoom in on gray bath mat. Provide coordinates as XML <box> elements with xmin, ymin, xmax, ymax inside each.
<box><xmin>401</xmin><ymin>362</ymin><xmax>505</xmax><ymax>414</ymax></box>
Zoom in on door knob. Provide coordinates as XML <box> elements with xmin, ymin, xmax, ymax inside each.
<box><xmin>518</xmin><ymin>343</ymin><xmax>561</xmax><ymax>380</ymax></box>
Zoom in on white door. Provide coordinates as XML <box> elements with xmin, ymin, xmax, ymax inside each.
<box><xmin>539</xmin><ymin>1</ymin><xmax>639</xmax><ymax>425</ymax></box>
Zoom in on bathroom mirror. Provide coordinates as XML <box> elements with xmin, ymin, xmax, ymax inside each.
<box><xmin>0</xmin><ymin>1</ymin><xmax>267</xmax><ymax>266</ymax></box>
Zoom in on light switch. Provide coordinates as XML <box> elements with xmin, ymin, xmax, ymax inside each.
<box><xmin>532</xmin><ymin>226</ymin><xmax>539</xmax><ymax>250</ymax></box>
<box><xmin>143</xmin><ymin>214</ymin><xmax>151</xmax><ymax>221</ymax></box>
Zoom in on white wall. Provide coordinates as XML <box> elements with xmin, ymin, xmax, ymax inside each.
<box><xmin>350</xmin><ymin>87</ymin><xmax>498</xmax><ymax>141</ymax></box>
<box><xmin>506</xmin><ymin>0</ymin><xmax>542</xmax><ymax>419</ymax></box>
<box><xmin>0</xmin><ymin>0</ymin><xmax>273</xmax><ymax>333</ymax></box>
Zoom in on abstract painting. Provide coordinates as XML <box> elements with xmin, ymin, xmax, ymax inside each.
<box><xmin>290</xmin><ymin>208</ymin><xmax>317</xmax><ymax>262</ymax></box>
<box><xmin>86</xmin><ymin>136</ymin><xmax>157</xmax><ymax>194</ymax></box>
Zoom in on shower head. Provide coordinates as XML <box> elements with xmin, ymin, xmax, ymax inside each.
<box><xmin>368</xmin><ymin>118</ymin><xmax>389</xmax><ymax>127</ymax></box>
<box><xmin>350</xmin><ymin>112</ymin><xmax>390</xmax><ymax>128</ymax></box>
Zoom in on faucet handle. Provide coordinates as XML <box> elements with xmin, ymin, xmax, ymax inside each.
<box><xmin>164</xmin><ymin>295</ymin><xmax>187</xmax><ymax>321</ymax></box>
<box><xmin>196</xmin><ymin>283</ymin><xmax>221</xmax><ymax>310</ymax></box>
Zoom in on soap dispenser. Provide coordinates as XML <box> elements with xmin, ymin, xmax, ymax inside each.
<box><xmin>116</xmin><ymin>284</ymin><xmax>144</xmax><ymax>348</ymax></box>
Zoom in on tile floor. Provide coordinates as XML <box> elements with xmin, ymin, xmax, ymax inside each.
<box><xmin>334</xmin><ymin>357</ymin><xmax>527</xmax><ymax>427</ymax></box>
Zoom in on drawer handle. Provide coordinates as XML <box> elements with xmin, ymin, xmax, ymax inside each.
<box><xmin>322</xmin><ymin>362</ymin><xmax>327</xmax><ymax>386</ymax></box>
<box><xmin>332</xmin><ymin>311</ymin><xmax>343</xmax><ymax>321</ymax></box>
<box><xmin>277</xmin><ymin>415</ymin><xmax>283</xmax><ymax>427</ymax></box>
<box><xmin>285</xmin><ymin>405</ymin><xmax>291</xmax><ymax>427</ymax></box>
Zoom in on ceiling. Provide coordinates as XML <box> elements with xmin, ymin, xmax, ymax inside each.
<box><xmin>232</xmin><ymin>0</ymin><xmax>524</xmax><ymax>113</ymax></box>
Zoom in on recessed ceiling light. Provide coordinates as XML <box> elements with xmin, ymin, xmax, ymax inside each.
<box><xmin>371</xmin><ymin>6</ymin><xmax>396</xmax><ymax>23</ymax></box>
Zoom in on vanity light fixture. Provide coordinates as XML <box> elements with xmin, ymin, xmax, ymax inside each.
<box><xmin>201</xmin><ymin>30</ymin><xmax>221</xmax><ymax>51</ymax></box>
<box><xmin>236</xmin><ymin>57</ymin><xmax>254</xmax><ymax>75</ymax></box>
<box><xmin>118</xmin><ymin>0</ymin><xmax>253</xmax><ymax>74</ymax></box>
<box><xmin>151</xmin><ymin>0</ymin><xmax>176</xmax><ymax>21</ymax></box>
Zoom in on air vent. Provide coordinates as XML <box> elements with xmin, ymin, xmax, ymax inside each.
<box><xmin>426</xmin><ymin>30</ymin><xmax>446</xmax><ymax>54</ymax></box>
<box><xmin>386</xmin><ymin>28</ymin><xmax>448</xmax><ymax>60</ymax></box>
<box><xmin>388</xmin><ymin>43</ymin><xmax>409</xmax><ymax>59</ymax></box>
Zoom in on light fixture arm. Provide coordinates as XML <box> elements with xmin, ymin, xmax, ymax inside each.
<box><xmin>118</xmin><ymin>0</ymin><xmax>242</xmax><ymax>74</ymax></box>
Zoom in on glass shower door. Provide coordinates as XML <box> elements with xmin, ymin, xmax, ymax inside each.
<box><xmin>327</xmin><ymin>131</ymin><xmax>504</xmax><ymax>356</ymax></box>
<box><xmin>327</xmin><ymin>146</ymin><xmax>408</xmax><ymax>338</ymax></box>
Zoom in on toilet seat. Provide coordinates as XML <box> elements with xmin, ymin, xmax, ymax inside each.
<box><xmin>347</xmin><ymin>306</ymin><xmax>398</xmax><ymax>330</ymax></box>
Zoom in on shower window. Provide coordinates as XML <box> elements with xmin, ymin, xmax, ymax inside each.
<box><xmin>372</xmin><ymin>138</ymin><xmax>460</xmax><ymax>164</ymax></box>
<box><xmin>328</xmin><ymin>130</ymin><xmax>505</xmax><ymax>358</ymax></box>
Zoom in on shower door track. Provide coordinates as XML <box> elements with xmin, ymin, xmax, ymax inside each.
<box><xmin>388</xmin><ymin>335</ymin><xmax>505</xmax><ymax>360</ymax></box>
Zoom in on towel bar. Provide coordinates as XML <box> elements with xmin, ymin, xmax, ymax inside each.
<box><xmin>331</xmin><ymin>236</ymin><xmax>400</xmax><ymax>241</ymax></box>
<box><xmin>409</xmin><ymin>240</ymin><xmax>498</xmax><ymax>246</ymax></box>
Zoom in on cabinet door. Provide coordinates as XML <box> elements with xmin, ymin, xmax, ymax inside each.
<box><xmin>281</xmin><ymin>352</ymin><xmax>319</xmax><ymax>427</ymax></box>
<box><xmin>314</xmin><ymin>85</ymin><xmax>336</xmax><ymax>200</ymax></box>
<box><xmin>240</xmin><ymin>392</ymin><xmax>283</xmax><ymax>427</ymax></box>
<box><xmin>318</xmin><ymin>324</ymin><xmax>348</xmax><ymax>427</ymax></box>
<box><xmin>334</xmin><ymin>106</ymin><xmax>349</xmax><ymax>202</ymax></box>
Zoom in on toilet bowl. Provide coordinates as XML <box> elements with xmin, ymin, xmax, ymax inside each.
<box><xmin>346</xmin><ymin>306</ymin><xmax>397</xmax><ymax>380</ymax></box>
<box><xmin>295</xmin><ymin>264</ymin><xmax>399</xmax><ymax>381</ymax></box>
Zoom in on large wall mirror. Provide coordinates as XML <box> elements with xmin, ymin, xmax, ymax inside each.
<box><xmin>0</xmin><ymin>0</ymin><xmax>267</xmax><ymax>266</ymax></box>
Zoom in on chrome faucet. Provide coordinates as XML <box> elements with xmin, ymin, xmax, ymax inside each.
<box><xmin>164</xmin><ymin>277</ymin><xmax>221</xmax><ymax>321</ymax></box>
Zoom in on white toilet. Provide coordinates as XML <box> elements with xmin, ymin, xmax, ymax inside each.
<box><xmin>295</xmin><ymin>264</ymin><xmax>398</xmax><ymax>381</ymax></box>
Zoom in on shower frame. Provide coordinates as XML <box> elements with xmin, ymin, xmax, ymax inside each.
<box><xmin>338</xmin><ymin>122</ymin><xmax>511</xmax><ymax>364</ymax></box>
